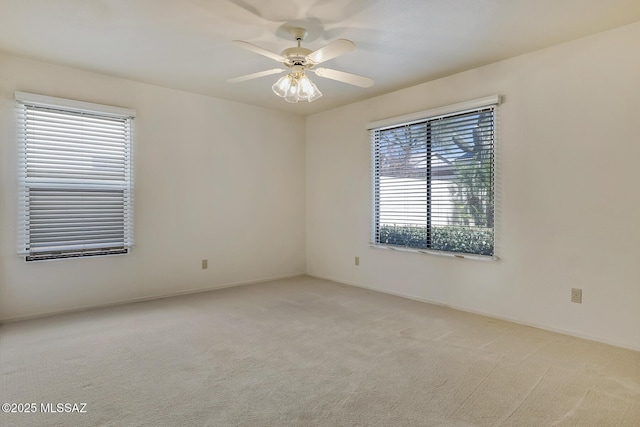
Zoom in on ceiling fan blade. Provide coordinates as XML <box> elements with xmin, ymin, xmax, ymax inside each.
<box><xmin>232</xmin><ymin>40</ymin><xmax>285</xmax><ymax>62</ymax></box>
<box><xmin>306</xmin><ymin>39</ymin><xmax>355</xmax><ymax>64</ymax></box>
<box><xmin>227</xmin><ymin>68</ymin><xmax>286</xmax><ymax>83</ymax></box>
<box><xmin>312</xmin><ymin>67</ymin><xmax>374</xmax><ymax>88</ymax></box>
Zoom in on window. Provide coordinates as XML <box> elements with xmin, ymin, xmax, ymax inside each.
<box><xmin>370</xmin><ymin>96</ymin><xmax>498</xmax><ymax>257</ymax></box>
<box><xmin>16</xmin><ymin>92</ymin><xmax>135</xmax><ymax>261</ymax></box>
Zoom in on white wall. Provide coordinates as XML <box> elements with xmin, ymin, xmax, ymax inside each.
<box><xmin>0</xmin><ymin>53</ymin><xmax>306</xmax><ymax>320</ymax></box>
<box><xmin>306</xmin><ymin>22</ymin><xmax>640</xmax><ymax>350</ymax></box>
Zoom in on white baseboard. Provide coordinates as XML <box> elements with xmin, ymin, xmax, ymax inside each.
<box><xmin>307</xmin><ymin>273</ymin><xmax>640</xmax><ymax>352</ymax></box>
<box><xmin>0</xmin><ymin>272</ymin><xmax>306</xmax><ymax>324</ymax></box>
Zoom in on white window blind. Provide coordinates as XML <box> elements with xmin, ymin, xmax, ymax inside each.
<box><xmin>370</xmin><ymin>97</ymin><xmax>498</xmax><ymax>257</ymax></box>
<box><xmin>16</xmin><ymin>92</ymin><xmax>135</xmax><ymax>261</ymax></box>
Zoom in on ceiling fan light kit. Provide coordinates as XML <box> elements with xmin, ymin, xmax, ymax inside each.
<box><xmin>272</xmin><ymin>71</ymin><xmax>322</xmax><ymax>103</ymax></box>
<box><xmin>229</xmin><ymin>27</ymin><xmax>374</xmax><ymax>104</ymax></box>
<box><xmin>271</xmin><ymin>63</ymin><xmax>322</xmax><ymax>103</ymax></box>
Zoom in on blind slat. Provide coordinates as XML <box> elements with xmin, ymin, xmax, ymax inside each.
<box><xmin>17</xmin><ymin>97</ymin><xmax>134</xmax><ymax>260</ymax></box>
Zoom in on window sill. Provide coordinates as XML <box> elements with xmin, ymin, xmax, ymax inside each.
<box><xmin>369</xmin><ymin>244</ymin><xmax>498</xmax><ymax>261</ymax></box>
<box><xmin>24</xmin><ymin>248</ymin><xmax>129</xmax><ymax>262</ymax></box>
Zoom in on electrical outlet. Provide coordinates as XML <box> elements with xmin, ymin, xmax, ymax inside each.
<box><xmin>201</xmin><ymin>259</ymin><xmax>208</xmax><ymax>270</ymax></box>
<box><xmin>571</xmin><ymin>288</ymin><xmax>582</xmax><ymax>303</ymax></box>
<box><xmin>355</xmin><ymin>256</ymin><xmax>360</xmax><ymax>266</ymax></box>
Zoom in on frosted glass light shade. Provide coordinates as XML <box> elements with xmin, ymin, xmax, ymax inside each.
<box><xmin>284</xmin><ymin>79</ymin><xmax>299</xmax><ymax>103</ymax></box>
<box><xmin>272</xmin><ymin>75</ymin><xmax>291</xmax><ymax>97</ymax></box>
<box><xmin>298</xmin><ymin>74</ymin><xmax>322</xmax><ymax>102</ymax></box>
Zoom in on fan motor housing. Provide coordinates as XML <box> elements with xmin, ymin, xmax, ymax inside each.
<box><xmin>281</xmin><ymin>46</ymin><xmax>314</xmax><ymax>67</ymax></box>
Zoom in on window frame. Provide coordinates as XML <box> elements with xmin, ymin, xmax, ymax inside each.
<box><xmin>368</xmin><ymin>95</ymin><xmax>500</xmax><ymax>260</ymax></box>
<box><xmin>15</xmin><ymin>92</ymin><xmax>136</xmax><ymax>261</ymax></box>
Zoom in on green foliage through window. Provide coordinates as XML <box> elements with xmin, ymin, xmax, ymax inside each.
<box><xmin>377</xmin><ymin>225</ymin><xmax>494</xmax><ymax>256</ymax></box>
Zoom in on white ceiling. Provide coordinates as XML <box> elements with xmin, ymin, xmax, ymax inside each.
<box><xmin>2</xmin><ymin>0</ymin><xmax>640</xmax><ymax>115</ymax></box>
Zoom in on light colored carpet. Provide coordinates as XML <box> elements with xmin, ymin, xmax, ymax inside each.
<box><xmin>1</xmin><ymin>276</ymin><xmax>639</xmax><ymax>426</ymax></box>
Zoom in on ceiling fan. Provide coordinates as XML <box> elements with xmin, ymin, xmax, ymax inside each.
<box><xmin>228</xmin><ymin>27</ymin><xmax>374</xmax><ymax>103</ymax></box>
